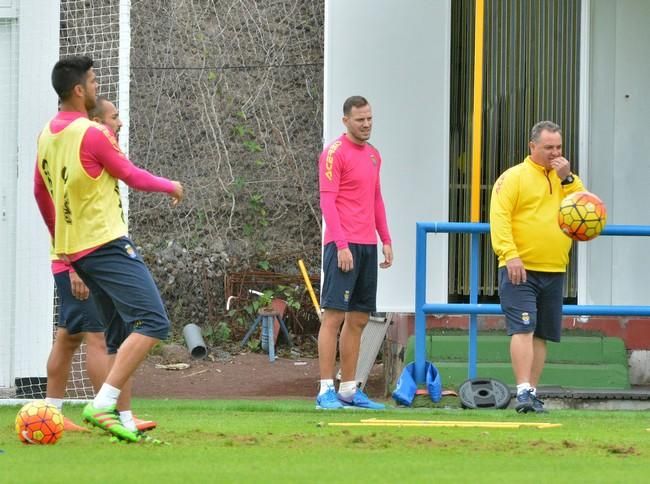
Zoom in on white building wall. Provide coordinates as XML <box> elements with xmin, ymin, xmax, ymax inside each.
<box><xmin>0</xmin><ymin>0</ymin><xmax>59</xmax><ymax>388</ymax></box>
<box><xmin>0</xmin><ymin>1</ymin><xmax>19</xmax><ymax>388</ymax></box>
<box><xmin>585</xmin><ymin>0</ymin><xmax>650</xmax><ymax>305</ymax></box>
<box><xmin>324</xmin><ymin>0</ymin><xmax>451</xmax><ymax>312</ymax></box>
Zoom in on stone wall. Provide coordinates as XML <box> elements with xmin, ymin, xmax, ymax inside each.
<box><xmin>128</xmin><ymin>1</ymin><xmax>324</xmax><ymax>337</ymax></box>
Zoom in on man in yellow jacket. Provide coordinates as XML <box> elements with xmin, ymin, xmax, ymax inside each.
<box><xmin>490</xmin><ymin>121</ymin><xmax>585</xmax><ymax>413</ymax></box>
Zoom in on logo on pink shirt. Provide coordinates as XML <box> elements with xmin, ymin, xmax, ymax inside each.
<box><xmin>324</xmin><ymin>140</ymin><xmax>342</xmax><ymax>181</ymax></box>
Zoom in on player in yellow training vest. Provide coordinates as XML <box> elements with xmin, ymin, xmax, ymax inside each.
<box><xmin>41</xmin><ymin>94</ymin><xmax>157</xmax><ymax>434</ymax></box>
<box><xmin>34</xmin><ymin>56</ymin><xmax>183</xmax><ymax>443</ymax></box>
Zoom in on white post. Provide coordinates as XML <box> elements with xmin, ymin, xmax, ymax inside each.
<box><xmin>577</xmin><ymin>0</ymin><xmax>591</xmax><ymax>305</ymax></box>
<box><xmin>118</xmin><ymin>0</ymin><xmax>131</xmax><ymax>221</ymax></box>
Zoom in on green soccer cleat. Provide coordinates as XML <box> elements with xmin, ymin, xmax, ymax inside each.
<box><xmin>82</xmin><ymin>403</ymin><xmax>141</xmax><ymax>443</ymax></box>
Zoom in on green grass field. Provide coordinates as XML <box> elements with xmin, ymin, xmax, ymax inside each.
<box><xmin>1</xmin><ymin>399</ymin><xmax>648</xmax><ymax>483</ymax></box>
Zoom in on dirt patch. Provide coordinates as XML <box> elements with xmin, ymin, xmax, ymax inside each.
<box><xmin>132</xmin><ymin>352</ymin><xmax>386</xmax><ymax>400</ymax></box>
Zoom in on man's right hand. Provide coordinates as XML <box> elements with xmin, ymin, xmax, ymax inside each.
<box><xmin>69</xmin><ymin>271</ymin><xmax>90</xmax><ymax>300</ymax></box>
<box><xmin>170</xmin><ymin>181</ymin><xmax>184</xmax><ymax>206</ymax></box>
<box><xmin>550</xmin><ymin>156</ymin><xmax>571</xmax><ymax>180</ymax></box>
<box><xmin>506</xmin><ymin>257</ymin><xmax>527</xmax><ymax>285</ymax></box>
<box><xmin>337</xmin><ymin>248</ymin><xmax>353</xmax><ymax>272</ymax></box>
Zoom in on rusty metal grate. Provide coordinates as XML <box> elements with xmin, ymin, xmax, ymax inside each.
<box><xmin>224</xmin><ymin>270</ymin><xmax>321</xmax><ymax>336</ymax></box>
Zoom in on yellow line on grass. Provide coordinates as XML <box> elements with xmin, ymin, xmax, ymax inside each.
<box><xmin>329</xmin><ymin>422</ymin><xmax>561</xmax><ymax>429</ymax></box>
<box><xmin>327</xmin><ymin>419</ymin><xmax>561</xmax><ymax>429</ymax></box>
<box><xmin>362</xmin><ymin>418</ymin><xmax>560</xmax><ymax>428</ymax></box>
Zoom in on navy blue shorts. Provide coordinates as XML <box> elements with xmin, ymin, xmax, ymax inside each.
<box><xmin>320</xmin><ymin>242</ymin><xmax>377</xmax><ymax>313</ymax></box>
<box><xmin>72</xmin><ymin>237</ymin><xmax>170</xmax><ymax>349</ymax></box>
<box><xmin>498</xmin><ymin>267</ymin><xmax>565</xmax><ymax>342</ymax></box>
<box><xmin>103</xmin><ymin>311</ymin><xmax>132</xmax><ymax>355</ymax></box>
<box><xmin>54</xmin><ymin>271</ymin><xmax>104</xmax><ymax>335</ymax></box>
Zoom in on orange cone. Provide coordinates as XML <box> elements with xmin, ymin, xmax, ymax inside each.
<box><xmin>134</xmin><ymin>417</ymin><xmax>157</xmax><ymax>432</ymax></box>
<box><xmin>63</xmin><ymin>416</ymin><xmax>91</xmax><ymax>432</ymax></box>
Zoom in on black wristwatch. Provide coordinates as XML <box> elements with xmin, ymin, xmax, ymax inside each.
<box><xmin>561</xmin><ymin>174</ymin><xmax>575</xmax><ymax>185</ymax></box>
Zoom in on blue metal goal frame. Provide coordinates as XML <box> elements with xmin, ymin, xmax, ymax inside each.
<box><xmin>414</xmin><ymin>222</ymin><xmax>650</xmax><ymax>384</ymax></box>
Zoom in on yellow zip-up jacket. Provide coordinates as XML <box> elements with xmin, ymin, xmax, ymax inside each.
<box><xmin>489</xmin><ymin>156</ymin><xmax>585</xmax><ymax>272</ymax></box>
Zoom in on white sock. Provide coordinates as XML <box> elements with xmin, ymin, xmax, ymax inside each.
<box><xmin>516</xmin><ymin>382</ymin><xmax>532</xmax><ymax>395</ymax></box>
<box><xmin>529</xmin><ymin>387</ymin><xmax>537</xmax><ymax>396</ymax></box>
<box><xmin>319</xmin><ymin>379</ymin><xmax>335</xmax><ymax>396</ymax></box>
<box><xmin>45</xmin><ymin>397</ymin><xmax>64</xmax><ymax>410</ymax></box>
<box><xmin>93</xmin><ymin>384</ymin><xmax>121</xmax><ymax>409</ymax></box>
<box><xmin>338</xmin><ymin>381</ymin><xmax>358</xmax><ymax>401</ymax></box>
<box><xmin>119</xmin><ymin>410</ymin><xmax>137</xmax><ymax>431</ymax></box>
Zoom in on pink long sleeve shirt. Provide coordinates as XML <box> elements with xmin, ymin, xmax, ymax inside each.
<box><xmin>318</xmin><ymin>134</ymin><xmax>391</xmax><ymax>250</ymax></box>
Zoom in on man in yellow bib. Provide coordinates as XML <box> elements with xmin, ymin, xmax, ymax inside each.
<box><xmin>34</xmin><ymin>56</ymin><xmax>183</xmax><ymax>442</ymax></box>
<box><xmin>42</xmin><ymin>94</ymin><xmax>156</xmax><ymax>435</ymax></box>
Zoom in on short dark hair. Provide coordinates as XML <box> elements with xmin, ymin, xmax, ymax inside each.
<box><xmin>51</xmin><ymin>56</ymin><xmax>94</xmax><ymax>101</ymax></box>
<box><xmin>343</xmin><ymin>96</ymin><xmax>369</xmax><ymax>116</ymax></box>
<box><xmin>530</xmin><ymin>120</ymin><xmax>561</xmax><ymax>142</ymax></box>
<box><xmin>88</xmin><ymin>95</ymin><xmax>110</xmax><ymax>119</ymax></box>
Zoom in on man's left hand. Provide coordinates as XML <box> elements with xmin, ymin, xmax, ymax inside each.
<box><xmin>380</xmin><ymin>244</ymin><xmax>393</xmax><ymax>269</ymax></box>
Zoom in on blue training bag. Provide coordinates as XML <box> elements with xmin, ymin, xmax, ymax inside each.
<box><xmin>392</xmin><ymin>361</ymin><xmax>442</xmax><ymax>406</ymax></box>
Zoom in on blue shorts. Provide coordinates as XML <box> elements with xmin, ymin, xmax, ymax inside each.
<box><xmin>103</xmin><ymin>311</ymin><xmax>132</xmax><ymax>355</ymax></box>
<box><xmin>54</xmin><ymin>271</ymin><xmax>104</xmax><ymax>335</ymax></box>
<box><xmin>72</xmin><ymin>237</ymin><xmax>170</xmax><ymax>349</ymax></box>
<box><xmin>498</xmin><ymin>267</ymin><xmax>565</xmax><ymax>342</ymax></box>
<box><xmin>320</xmin><ymin>242</ymin><xmax>377</xmax><ymax>313</ymax></box>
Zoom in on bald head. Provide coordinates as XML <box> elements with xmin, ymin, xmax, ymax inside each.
<box><xmin>89</xmin><ymin>96</ymin><xmax>122</xmax><ymax>138</ymax></box>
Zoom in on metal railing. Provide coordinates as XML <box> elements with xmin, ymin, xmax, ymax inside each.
<box><xmin>414</xmin><ymin>222</ymin><xmax>650</xmax><ymax>384</ymax></box>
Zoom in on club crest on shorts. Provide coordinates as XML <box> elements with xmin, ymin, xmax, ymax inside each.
<box><xmin>521</xmin><ymin>312</ymin><xmax>530</xmax><ymax>324</ymax></box>
<box><xmin>343</xmin><ymin>290</ymin><xmax>350</xmax><ymax>303</ymax></box>
<box><xmin>124</xmin><ymin>243</ymin><xmax>137</xmax><ymax>258</ymax></box>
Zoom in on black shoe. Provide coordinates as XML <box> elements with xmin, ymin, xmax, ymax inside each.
<box><xmin>531</xmin><ymin>393</ymin><xmax>547</xmax><ymax>413</ymax></box>
<box><xmin>515</xmin><ymin>389</ymin><xmax>534</xmax><ymax>413</ymax></box>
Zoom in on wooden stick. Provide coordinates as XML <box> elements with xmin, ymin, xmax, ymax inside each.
<box><xmin>298</xmin><ymin>259</ymin><xmax>321</xmax><ymax>320</ymax></box>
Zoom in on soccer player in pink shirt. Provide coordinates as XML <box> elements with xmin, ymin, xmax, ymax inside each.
<box><xmin>316</xmin><ymin>96</ymin><xmax>393</xmax><ymax>409</ymax></box>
